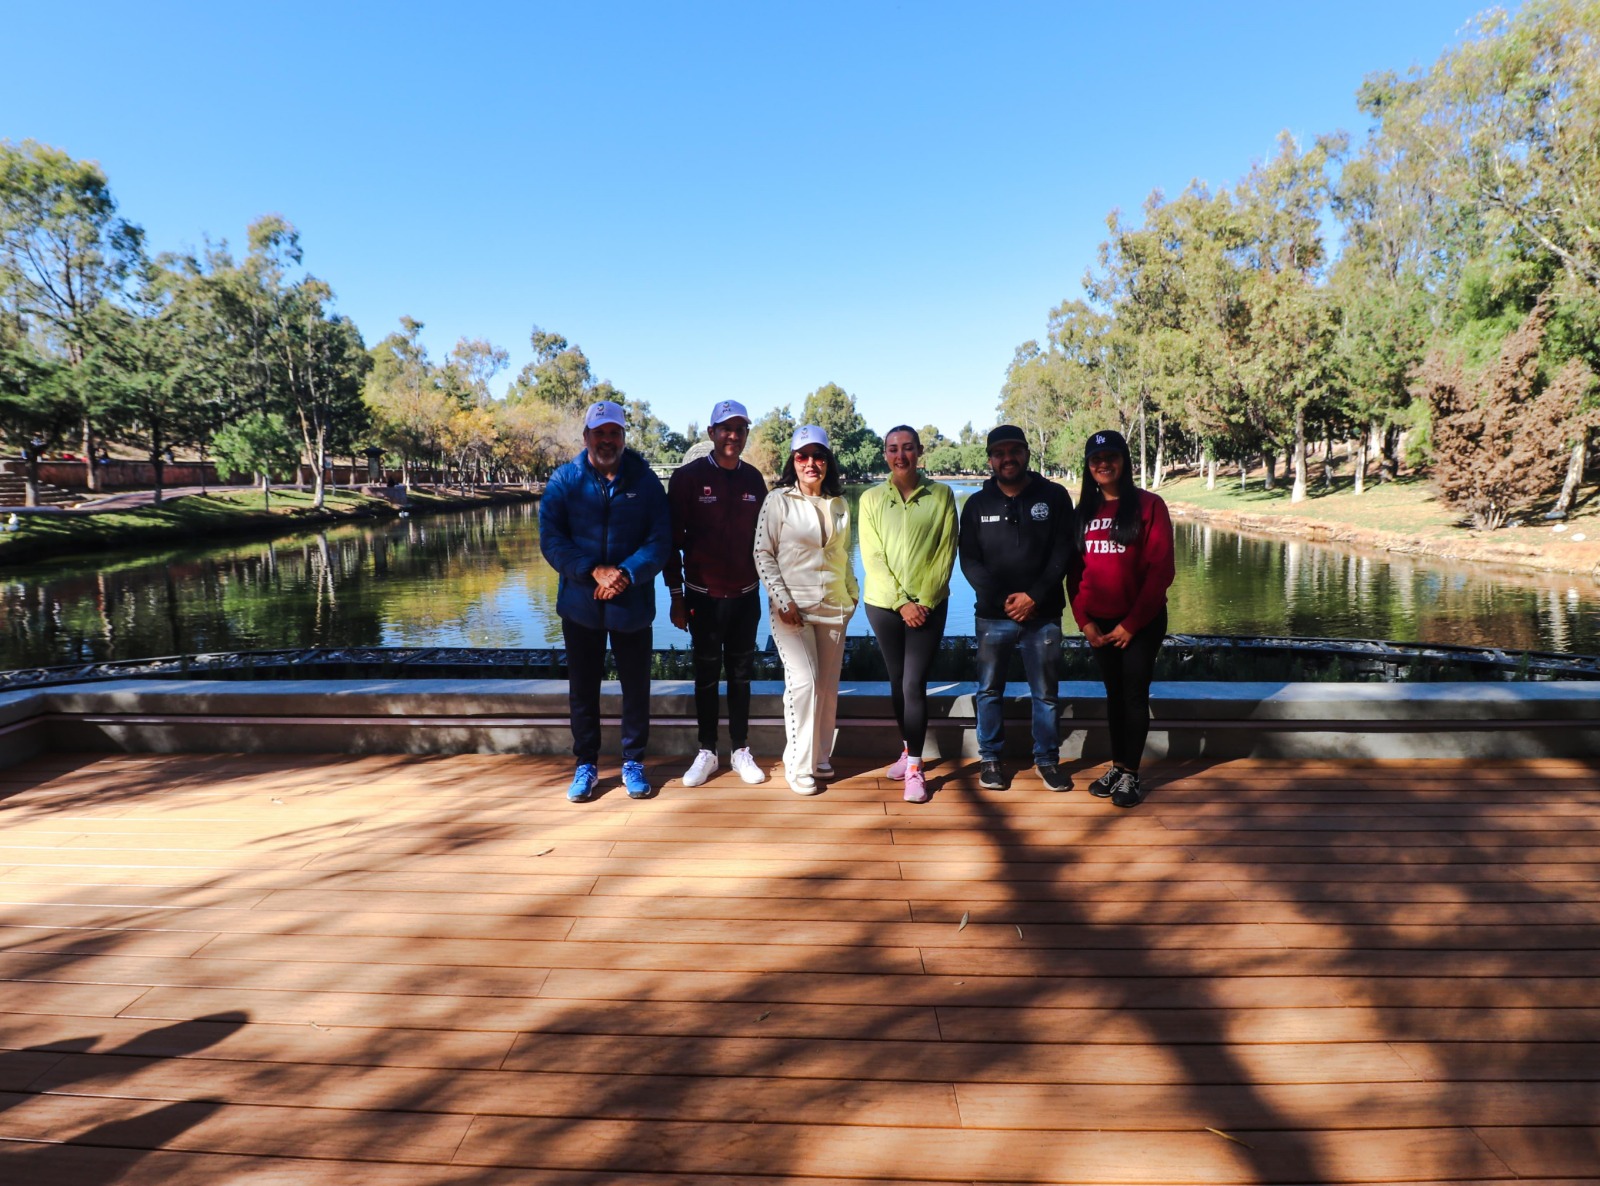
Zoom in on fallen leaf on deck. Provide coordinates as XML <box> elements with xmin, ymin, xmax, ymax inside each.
<box><xmin>957</xmin><ymin>911</ymin><xmax>969</xmax><ymax>931</ymax></box>
<box><xmin>1206</xmin><ymin>1127</ymin><xmax>1253</xmax><ymax>1149</ymax></box>
<box><xmin>535</xmin><ymin>847</ymin><xmax>554</xmax><ymax>856</ymax></box>
<box><xmin>757</xmin><ymin>1011</ymin><xmax>771</xmax><ymax>1022</ymax></box>
<box><xmin>1015</xmin><ymin>925</ymin><xmax>1024</xmax><ymax>938</ymax></box>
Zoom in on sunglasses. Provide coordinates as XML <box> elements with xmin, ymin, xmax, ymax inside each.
<box><xmin>796</xmin><ymin>450</ymin><xmax>828</xmax><ymax>463</ymax></box>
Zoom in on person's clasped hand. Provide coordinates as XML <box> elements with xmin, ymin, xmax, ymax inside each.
<box><xmin>899</xmin><ymin>601</ymin><xmax>930</xmax><ymax>628</ymax></box>
<box><xmin>1003</xmin><ymin>592</ymin><xmax>1036</xmax><ymax>623</ymax></box>
<box><xmin>591</xmin><ymin>565</ymin><xmax>631</xmax><ymax>600</ymax></box>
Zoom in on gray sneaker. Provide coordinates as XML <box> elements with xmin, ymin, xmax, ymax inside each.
<box><xmin>1110</xmin><ymin>770</ymin><xmax>1145</xmax><ymax>809</ymax></box>
<box><xmin>1089</xmin><ymin>766</ymin><xmax>1121</xmax><ymax>798</ymax></box>
<box><xmin>1036</xmin><ymin>764</ymin><xmax>1071</xmax><ymax>792</ymax></box>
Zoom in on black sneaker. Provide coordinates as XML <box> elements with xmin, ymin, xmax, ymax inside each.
<box><xmin>1110</xmin><ymin>771</ymin><xmax>1145</xmax><ymax>809</ymax></box>
<box><xmin>1036</xmin><ymin>764</ymin><xmax>1071</xmax><ymax>792</ymax></box>
<box><xmin>979</xmin><ymin>761</ymin><xmax>1005</xmax><ymax>790</ymax></box>
<box><xmin>1089</xmin><ymin>766</ymin><xmax>1121</xmax><ymax>798</ymax></box>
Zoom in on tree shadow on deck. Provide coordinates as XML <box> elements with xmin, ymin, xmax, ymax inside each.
<box><xmin>0</xmin><ymin>750</ymin><xmax>1597</xmax><ymax>1180</ymax></box>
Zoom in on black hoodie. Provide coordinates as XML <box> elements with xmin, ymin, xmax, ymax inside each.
<box><xmin>957</xmin><ymin>472</ymin><xmax>1077</xmax><ymax>621</ymax></box>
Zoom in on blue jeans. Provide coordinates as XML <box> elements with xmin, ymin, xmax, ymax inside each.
<box><xmin>975</xmin><ymin>616</ymin><xmax>1062</xmax><ymax>763</ymax></box>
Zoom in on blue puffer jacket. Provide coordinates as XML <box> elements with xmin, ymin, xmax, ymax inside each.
<box><xmin>539</xmin><ymin>448</ymin><xmax>671</xmax><ymax>633</ymax></box>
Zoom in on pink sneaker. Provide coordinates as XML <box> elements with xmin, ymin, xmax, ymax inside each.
<box><xmin>902</xmin><ymin>765</ymin><xmax>929</xmax><ymax>803</ymax></box>
<box><xmin>887</xmin><ymin>749</ymin><xmax>910</xmax><ymax>780</ymax></box>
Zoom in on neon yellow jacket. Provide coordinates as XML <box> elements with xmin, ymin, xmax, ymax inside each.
<box><xmin>858</xmin><ymin>477</ymin><xmax>958</xmax><ymax>610</ymax></box>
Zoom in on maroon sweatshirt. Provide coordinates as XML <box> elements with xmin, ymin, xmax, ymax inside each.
<box><xmin>664</xmin><ymin>455</ymin><xmax>768</xmax><ymax>598</ymax></box>
<box><xmin>1069</xmin><ymin>490</ymin><xmax>1175</xmax><ymax>633</ymax></box>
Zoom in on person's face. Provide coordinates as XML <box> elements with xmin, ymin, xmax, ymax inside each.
<box><xmin>987</xmin><ymin>440</ymin><xmax>1029</xmax><ymax>483</ymax></box>
<box><xmin>884</xmin><ymin>431</ymin><xmax>921</xmax><ymax>473</ymax></box>
<box><xmin>793</xmin><ymin>447</ymin><xmax>828</xmax><ymax>486</ymax></box>
<box><xmin>584</xmin><ymin>422</ymin><xmax>625</xmax><ymax>469</ymax></box>
<box><xmin>708</xmin><ymin>418</ymin><xmax>749</xmax><ymax>463</ymax></box>
<box><xmin>1088</xmin><ymin>450</ymin><xmax>1124</xmax><ymax>487</ymax></box>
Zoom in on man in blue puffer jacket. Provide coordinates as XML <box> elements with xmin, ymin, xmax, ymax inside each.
<box><xmin>539</xmin><ymin>400</ymin><xmax>671</xmax><ymax>803</ymax></box>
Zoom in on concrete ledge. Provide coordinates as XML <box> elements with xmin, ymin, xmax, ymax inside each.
<box><xmin>3</xmin><ymin>677</ymin><xmax>1598</xmax><ymax>765</ymax></box>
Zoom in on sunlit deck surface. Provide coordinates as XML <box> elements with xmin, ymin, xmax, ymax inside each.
<box><xmin>0</xmin><ymin>753</ymin><xmax>1597</xmax><ymax>1184</ymax></box>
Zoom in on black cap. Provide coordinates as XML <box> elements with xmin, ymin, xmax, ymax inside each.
<box><xmin>987</xmin><ymin>424</ymin><xmax>1028</xmax><ymax>449</ymax></box>
<box><xmin>1084</xmin><ymin>429</ymin><xmax>1129</xmax><ymax>458</ymax></box>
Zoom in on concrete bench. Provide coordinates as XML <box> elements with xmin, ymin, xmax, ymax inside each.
<box><xmin>4</xmin><ymin>678</ymin><xmax>1600</xmax><ymax>768</ymax></box>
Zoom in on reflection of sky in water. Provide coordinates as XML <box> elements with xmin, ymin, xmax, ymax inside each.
<box><xmin>373</xmin><ymin>486</ymin><xmax>986</xmax><ymax>651</ymax></box>
<box><xmin>9</xmin><ymin>488</ymin><xmax>1600</xmax><ymax>669</ymax></box>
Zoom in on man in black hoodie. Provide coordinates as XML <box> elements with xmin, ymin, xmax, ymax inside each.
<box><xmin>958</xmin><ymin>425</ymin><xmax>1077</xmax><ymax>791</ymax></box>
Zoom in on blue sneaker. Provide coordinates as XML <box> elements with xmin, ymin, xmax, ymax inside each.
<box><xmin>567</xmin><ymin>763</ymin><xmax>599</xmax><ymax>803</ymax></box>
<box><xmin>622</xmin><ymin>760</ymin><xmax>652</xmax><ymax>799</ymax></box>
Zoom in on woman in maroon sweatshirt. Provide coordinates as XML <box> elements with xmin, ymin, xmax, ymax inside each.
<box><xmin>1068</xmin><ymin>429</ymin><xmax>1174</xmax><ymax>808</ymax></box>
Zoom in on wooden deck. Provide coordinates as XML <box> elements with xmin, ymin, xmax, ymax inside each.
<box><xmin>0</xmin><ymin>752</ymin><xmax>1597</xmax><ymax>1183</ymax></box>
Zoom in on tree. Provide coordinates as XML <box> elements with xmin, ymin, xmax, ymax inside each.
<box><xmin>1422</xmin><ymin>295</ymin><xmax>1594</xmax><ymax>529</ymax></box>
<box><xmin>211</xmin><ymin>410</ymin><xmax>302</xmax><ymax>510</ymax></box>
<box><xmin>746</xmin><ymin>405</ymin><xmax>796</xmax><ymax>479</ymax></box>
<box><xmin>0</xmin><ymin>139</ymin><xmax>143</xmax><ymax>490</ymax></box>
<box><xmin>624</xmin><ymin>398</ymin><xmax>688</xmax><ymax>463</ymax></box>
<box><xmin>507</xmin><ymin>326</ymin><xmax>604</xmax><ymax>409</ymax></box>
<box><xmin>800</xmin><ymin>382</ymin><xmax>881</xmax><ymax>479</ymax></box>
<box><xmin>364</xmin><ymin>318</ymin><xmax>453</xmax><ymax>488</ymax></box>
<box><xmin>239</xmin><ymin>217</ymin><xmax>371</xmax><ymax>509</ymax></box>
<box><xmin>0</xmin><ymin>327</ymin><xmax>71</xmax><ymax>506</ymax></box>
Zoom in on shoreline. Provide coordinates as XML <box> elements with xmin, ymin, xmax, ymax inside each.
<box><xmin>1166</xmin><ymin>498</ymin><xmax>1600</xmax><ymax>581</ymax></box>
<box><xmin>0</xmin><ymin>486</ymin><xmax>540</xmax><ymax>568</ymax></box>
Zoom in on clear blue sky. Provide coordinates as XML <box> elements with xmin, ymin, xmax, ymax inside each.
<box><xmin>6</xmin><ymin>0</ymin><xmax>1493</xmax><ymax>440</ymax></box>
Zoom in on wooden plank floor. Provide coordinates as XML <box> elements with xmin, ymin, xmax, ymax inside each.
<box><xmin>0</xmin><ymin>752</ymin><xmax>1597</xmax><ymax>1183</ymax></box>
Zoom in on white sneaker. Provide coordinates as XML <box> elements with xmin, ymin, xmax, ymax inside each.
<box><xmin>814</xmin><ymin>761</ymin><xmax>834</xmax><ymax>779</ymax></box>
<box><xmin>786</xmin><ymin>771</ymin><xmax>820</xmax><ymax>796</ymax></box>
<box><xmin>731</xmin><ymin>747</ymin><xmax>766</xmax><ymax>785</ymax></box>
<box><xmin>682</xmin><ymin>749</ymin><xmax>719</xmax><ymax>787</ymax></box>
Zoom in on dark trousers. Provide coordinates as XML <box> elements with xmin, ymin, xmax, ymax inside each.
<box><xmin>686</xmin><ymin>588</ymin><xmax>760</xmax><ymax>751</ymax></box>
<box><xmin>562</xmin><ymin>619</ymin><xmax>652</xmax><ymax>765</ymax></box>
<box><xmin>865</xmin><ymin>599</ymin><xmax>949</xmax><ymax>754</ymax></box>
<box><xmin>1089</xmin><ymin>608</ymin><xmax>1167</xmax><ymax>772</ymax></box>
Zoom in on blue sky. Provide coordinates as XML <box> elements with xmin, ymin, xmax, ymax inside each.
<box><xmin>6</xmin><ymin>0</ymin><xmax>1493</xmax><ymax>439</ymax></box>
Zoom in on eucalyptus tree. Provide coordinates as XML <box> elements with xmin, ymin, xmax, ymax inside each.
<box><xmin>364</xmin><ymin>318</ymin><xmax>453</xmax><ymax>487</ymax></box>
<box><xmin>231</xmin><ymin>217</ymin><xmax>370</xmax><ymax>509</ymax></box>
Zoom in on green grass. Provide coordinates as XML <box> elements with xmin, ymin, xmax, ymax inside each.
<box><xmin>1158</xmin><ymin>468</ymin><xmax>1473</xmax><ymax>536</ymax></box>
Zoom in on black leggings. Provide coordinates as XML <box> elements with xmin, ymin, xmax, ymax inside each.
<box><xmin>1089</xmin><ymin>608</ymin><xmax>1167</xmax><ymax>772</ymax></box>
<box><xmin>866</xmin><ymin>600</ymin><xmax>948</xmax><ymax>754</ymax></box>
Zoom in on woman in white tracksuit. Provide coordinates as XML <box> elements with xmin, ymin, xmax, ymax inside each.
<box><xmin>753</xmin><ymin>425</ymin><xmax>859</xmax><ymax>795</ymax></box>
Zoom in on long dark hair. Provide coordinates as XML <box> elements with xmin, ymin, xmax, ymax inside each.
<box><xmin>1075</xmin><ymin>437</ymin><xmax>1142</xmax><ymax>550</ymax></box>
<box><xmin>777</xmin><ymin>445</ymin><xmax>843</xmax><ymax>496</ymax></box>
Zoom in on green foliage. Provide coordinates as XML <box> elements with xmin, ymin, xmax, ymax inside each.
<box><xmin>212</xmin><ymin>411</ymin><xmax>302</xmax><ymax>507</ymax></box>
<box><xmin>800</xmin><ymin>382</ymin><xmax>882</xmax><ymax>479</ymax></box>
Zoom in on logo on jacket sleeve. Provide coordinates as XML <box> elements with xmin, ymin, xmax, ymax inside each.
<box><xmin>1030</xmin><ymin>502</ymin><xmax>1049</xmax><ymax>520</ymax></box>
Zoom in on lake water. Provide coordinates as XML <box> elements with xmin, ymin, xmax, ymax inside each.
<box><xmin>5</xmin><ymin>483</ymin><xmax>1600</xmax><ymax>670</ymax></box>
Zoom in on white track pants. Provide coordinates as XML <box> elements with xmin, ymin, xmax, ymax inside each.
<box><xmin>769</xmin><ymin>610</ymin><xmax>848</xmax><ymax>780</ymax></box>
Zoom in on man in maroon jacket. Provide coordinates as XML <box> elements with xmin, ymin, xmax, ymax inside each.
<box><xmin>665</xmin><ymin>400</ymin><xmax>771</xmax><ymax>786</ymax></box>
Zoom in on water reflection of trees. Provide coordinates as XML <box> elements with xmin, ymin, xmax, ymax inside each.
<box><xmin>1169</xmin><ymin>522</ymin><xmax>1600</xmax><ymax>651</ymax></box>
<box><xmin>6</xmin><ymin>512</ymin><xmax>1600</xmax><ymax>669</ymax></box>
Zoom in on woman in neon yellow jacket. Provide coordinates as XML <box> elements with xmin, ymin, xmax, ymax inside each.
<box><xmin>858</xmin><ymin>425</ymin><xmax>958</xmax><ymax>804</ymax></box>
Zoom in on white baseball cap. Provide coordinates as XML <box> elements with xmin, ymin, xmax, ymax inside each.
<box><xmin>709</xmin><ymin>399</ymin><xmax>750</xmax><ymax>426</ymax></box>
<box><xmin>791</xmin><ymin>425</ymin><xmax>831</xmax><ymax>452</ymax></box>
<box><xmin>583</xmin><ymin>400</ymin><xmax>626</xmax><ymax>430</ymax></box>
